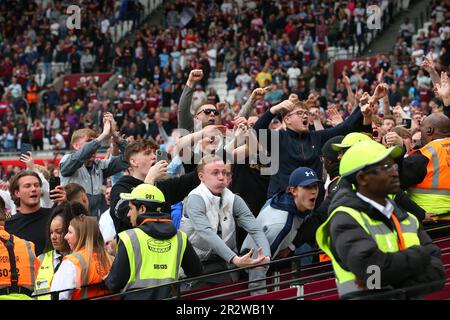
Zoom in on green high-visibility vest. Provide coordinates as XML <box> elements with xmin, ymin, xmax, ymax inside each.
<box><xmin>118</xmin><ymin>228</ymin><xmax>187</xmax><ymax>292</ymax></box>
<box><xmin>316</xmin><ymin>206</ymin><xmax>421</xmax><ymax>298</ymax></box>
<box><xmin>34</xmin><ymin>251</ymin><xmax>54</xmax><ymax>300</ymax></box>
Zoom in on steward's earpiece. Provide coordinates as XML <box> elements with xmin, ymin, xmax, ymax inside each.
<box><xmin>426</xmin><ymin>127</ymin><xmax>434</xmax><ymax>135</ymax></box>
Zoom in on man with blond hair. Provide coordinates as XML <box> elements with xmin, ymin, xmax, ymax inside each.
<box><xmin>181</xmin><ymin>155</ymin><xmax>270</xmax><ymax>285</ymax></box>
<box><xmin>59</xmin><ymin>113</ymin><xmax>128</xmax><ymax>218</ymax></box>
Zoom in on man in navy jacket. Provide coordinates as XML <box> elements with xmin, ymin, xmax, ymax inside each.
<box><xmin>253</xmin><ymin>94</ymin><xmax>374</xmax><ymax>204</ymax></box>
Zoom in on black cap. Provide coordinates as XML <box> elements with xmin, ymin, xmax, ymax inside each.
<box><xmin>321</xmin><ymin>136</ymin><xmax>344</xmax><ymax>162</ymax></box>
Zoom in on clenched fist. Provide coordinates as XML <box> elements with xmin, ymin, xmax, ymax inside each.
<box><xmin>187</xmin><ymin>69</ymin><xmax>204</xmax><ymax>87</ymax></box>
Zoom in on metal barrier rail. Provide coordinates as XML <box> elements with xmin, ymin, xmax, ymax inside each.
<box><xmin>283</xmin><ymin>247</ymin><xmax>450</xmax><ymax>301</ymax></box>
<box><xmin>200</xmin><ymin>271</ymin><xmax>336</xmax><ymax>301</ymax></box>
<box><xmin>88</xmin><ymin>249</ymin><xmax>324</xmax><ymax>300</ymax></box>
<box><xmin>33</xmin><ymin>226</ymin><xmax>450</xmax><ymax>300</ymax></box>
<box><xmin>169</xmin><ymin>269</ymin><xmax>301</xmax><ymax>300</ymax></box>
<box><xmin>167</xmin><ymin>229</ymin><xmax>450</xmax><ymax>300</ymax></box>
<box><xmin>349</xmin><ymin>272</ymin><xmax>450</xmax><ymax>300</ymax></box>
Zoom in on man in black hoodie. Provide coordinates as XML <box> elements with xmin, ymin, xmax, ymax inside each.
<box><xmin>104</xmin><ymin>184</ymin><xmax>202</xmax><ymax>299</ymax></box>
<box><xmin>110</xmin><ymin>139</ymin><xmax>201</xmax><ymax>233</ymax></box>
<box><xmin>316</xmin><ymin>140</ymin><xmax>445</xmax><ymax>300</ymax></box>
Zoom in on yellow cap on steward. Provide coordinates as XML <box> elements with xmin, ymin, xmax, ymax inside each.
<box><xmin>339</xmin><ymin>140</ymin><xmax>403</xmax><ymax>177</ymax></box>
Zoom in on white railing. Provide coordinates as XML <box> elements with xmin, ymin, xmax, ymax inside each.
<box><xmin>109</xmin><ymin>0</ymin><xmax>163</xmax><ymax>43</ymax></box>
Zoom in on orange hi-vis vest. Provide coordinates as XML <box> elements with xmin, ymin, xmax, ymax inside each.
<box><xmin>407</xmin><ymin>138</ymin><xmax>450</xmax><ymax>217</ymax></box>
<box><xmin>0</xmin><ymin>226</ymin><xmax>39</xmax><ymax>297</ymax></box>
<box><xmin>26</xmin><ymin>85</ymin><xmax>39</xmax><ymax>104</ymax></box>
<box><xmin>64</xmin><ymin>249</ymin><xmax>111</xmax><ymax>300</ymax></box>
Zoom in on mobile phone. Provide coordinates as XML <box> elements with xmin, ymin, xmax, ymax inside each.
<box><xmin>402</xmin><ymin>118</ymin><xmax>412</xmax><ymax>129</ymax></box>
<box><xmin>20</xmin><ymin>143</ymin><xmax>33</xmax><ymax>156</ymax></box>
<box><xmin>49</xmin><ymin>176</ymin><xmax>61</xmax><ymax>193</ymax></box>
<box><xmin>156</xmin><ymin>150</ymin><xmax>168</xmax><ymax>162</ymax></box>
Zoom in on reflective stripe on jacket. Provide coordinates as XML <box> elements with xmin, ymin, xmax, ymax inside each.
<box><xmin>34</xmin><ymin>251</ymin><xmax>54</xmax><ymax>299</ymax></box>
<box><xmin>316</xmin><ymin>206</ymin><xmax>420</xmax><ymax>298</ymax></box>
<box><xmin>64</xmin><ymin>249</ymin><xmax>111</xmax><ymax>300</ymax></box>
<box><xmin>0</xmin><ymin>227</ymin><xmax>38</xmax><ymax>299</ymax></box>
<box><xmin>118</xmin><ymin>228</ymin><xmax>187</xmax><ymax>292</ymax></box>
<box><xmin>407</xmin><ymin>138</ymin><xmax>450</xmax><ymax>216</ymax></box>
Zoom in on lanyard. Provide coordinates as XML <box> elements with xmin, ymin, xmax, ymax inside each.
<box><xmin>390</xmin><ymin>213</ymin><xmax>406</xmax><ymax>250</ymax></box>
<box><xmin>139</xmin><ymin>218</ymin><xmax>172</xmax><ymax>225</ymax></box>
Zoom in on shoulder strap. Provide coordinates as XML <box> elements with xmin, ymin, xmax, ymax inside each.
<box><xmin>0</xmin><ymin>235</ymin><xmax>19</xmax><ymax>289</ymax></box>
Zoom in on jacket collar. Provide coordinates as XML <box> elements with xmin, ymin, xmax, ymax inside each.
<box><xmin>270</xmin><ymin>191</ymin><xmax>309</xmax><ymax>218</ymax></box>
<box><xmin>330</xmin><ymin>186</ymin><xmax>409</xmax><ymax>224</ymax></box>
<box><xmin>286</xmin><ymin>127</ymin><xmax>310</xmax><ymax>139</ymax></box>
<box><xmin>197</xmin><ymin>182</ymin><xmax>223</xmax><ymax>201</ymax></box>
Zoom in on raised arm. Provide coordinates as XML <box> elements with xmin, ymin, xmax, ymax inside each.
<box><xmin>60</xmin><ymin>116</ymin><xmax>111</xmax><ymax>176</ymax></box>
<box><xmin>172</xmin><ymin>125</ymin><xmax>226</xmax><ymax>158</ymax></box>
<box><xmin>343</xmin><ymin>73</ymin><xmax>356</xmax><ymax>108</ymax></box>
<box><xmin>421</xmin><ymin>54</ymin><xmax>441</xmax><ymax>87</ymax></box>
<box><xmin>435</xmin><ymin>71</ymin><xmax>450</xmax><ymax>114</ymax></box>
<box><xmin>238</xmin><ymin>86</ymin><xmax>271</xmax><ymax>118</ymax></box>
<box><xmin>178</xmin><ymin>69</ymin><xmax>204</xmax><ymax>131</ymax></box>
<box><xmin>316</xmin><ymin>104</ymin><xmax>364</xmax><ymax>145</ymax></box>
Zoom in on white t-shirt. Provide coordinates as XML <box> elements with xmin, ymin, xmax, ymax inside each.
<box><xmin>417</xmin><ymin>75</ymin><xmax>431</xmax><ymax>87</ymax></box>
<box><xmin>50</xmin><ymin>22</ymin><xmax>60</xmax><ymax>36</ymax></box>
<box><xmin>51</xmin><ymin>259</ymin><xmax>77</xmax><ymax>300</ymax></box>
<box><xmin>101</xmin><ymin>19</ymin><xmax>110</xmax><ymax>34</ymax></box>
<box><xmin>206</xmin><ymin>48</ymin><xmax>217</xmax><ymax>67</ymax></box>
<box><xmin>51</xmin><ymin>133</ymin><xmax>66</xmax><ymax>149</ymax></box>
<box><xmin>287</xmin><ymin>67</ymin><xmax>301</xmax><ymax>80</ymax></box>
<box><xmin>412</xmin><ymin>49</ymin><xmax>424</xmax><ymax>66</ymax></box>
<box><xmin>221</xmin><ymin>2</ymin><xmax>233</xmax><ymax>14</ymax></box>
<box><xmin>0</xmin><ymin>190</ymin><xmax>16</xmax><ymax>216</ymax></box>
<box><xmin>434</xmin><ymin>5</ymin><xmax>446</xmax><ymax>23</ymax></box>
<box><xmin>235</xmin><ymin>74</ymin><xmax>251</xmax><ymax>90</ymax></box>
<box><xmin>99</xmin><ymin>209</ymin><xmax>116</xmax><ymax>243</ymax></box>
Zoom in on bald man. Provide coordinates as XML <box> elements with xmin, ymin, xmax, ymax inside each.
<box><xmin>401</xmin><ymin>112</ymin><xmax>450</xmax><ymax>233</ymax></box>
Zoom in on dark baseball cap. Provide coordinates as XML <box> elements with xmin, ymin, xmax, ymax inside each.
<box><xmin>289</xmin><ymin>167</ymin><xmax>322</xmax><ymax>187</ymax></box>
<box><xmin>322</xmin><ymin>136</ymin><xmax>344</xmax><ymax>162</ymax></box>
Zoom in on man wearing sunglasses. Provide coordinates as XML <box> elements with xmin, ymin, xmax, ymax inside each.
<box><xmin>316</xmin><ymin>140</ymin><xmax>445</xmax><ymax>299</ymax></box>
<box><xmin>178</xmin><ymin>69</ymin><xmax>222</xmax><ymax>132</ymax></box>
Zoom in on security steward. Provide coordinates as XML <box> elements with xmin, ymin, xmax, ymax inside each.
<box><xmin>26</xmin><ymin>79</ymin><xmax>39</xmax><ymax>120</ymax></box>
<box><xmin>104</xmin><ymin>184</ymin><xmax>203</xmax><ymax>299</ymax></box>
<box><xmin>316</xmin><ymin>140</ymin><xmax>446</xmax><ymax>299</ymax></box>
<box><xmin>402</xmin><ymin>113</ymin><xmax>450</xmax><ymax>230</ymax></box>
<box><xmin>0</xmin><ymin>197</ymin><xmax>39</xmax><ymax>300</ymax></box>
<box><xmin>331</xmin><ymin>132</ymin><xmax>430</xmax><ymax>223</ymax></box>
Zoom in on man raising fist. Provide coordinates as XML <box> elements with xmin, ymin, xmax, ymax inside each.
<box><xmin>178</xmin><ymin>69</ymin><xmax>219</xmax><ymax>132</ymax></box>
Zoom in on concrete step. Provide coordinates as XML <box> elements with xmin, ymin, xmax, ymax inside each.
<box><xmin>209</xmin><ymin>77</ymin><xmax>227</xmax><ymax>83</ymax></box>
<box><xmin>208</xmin><ymin>79</ymin><xmax>226</xmax><ymax>85</ymax></box>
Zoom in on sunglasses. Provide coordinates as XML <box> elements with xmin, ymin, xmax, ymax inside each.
<box><xmin>362</xmin><ymin>163</ymin><xmax>399</xmax><ymax>175</ymax></box>
<box><xmin>197</xmin><ymin>109</ymin><xmax>220</xmax><ymax>116</ymax></box>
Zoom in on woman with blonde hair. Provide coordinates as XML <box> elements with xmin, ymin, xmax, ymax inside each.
<box><xmin>51</xmin><ymin>215</ymin><xmax>112</xmax><ymax>300</ymax></box>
